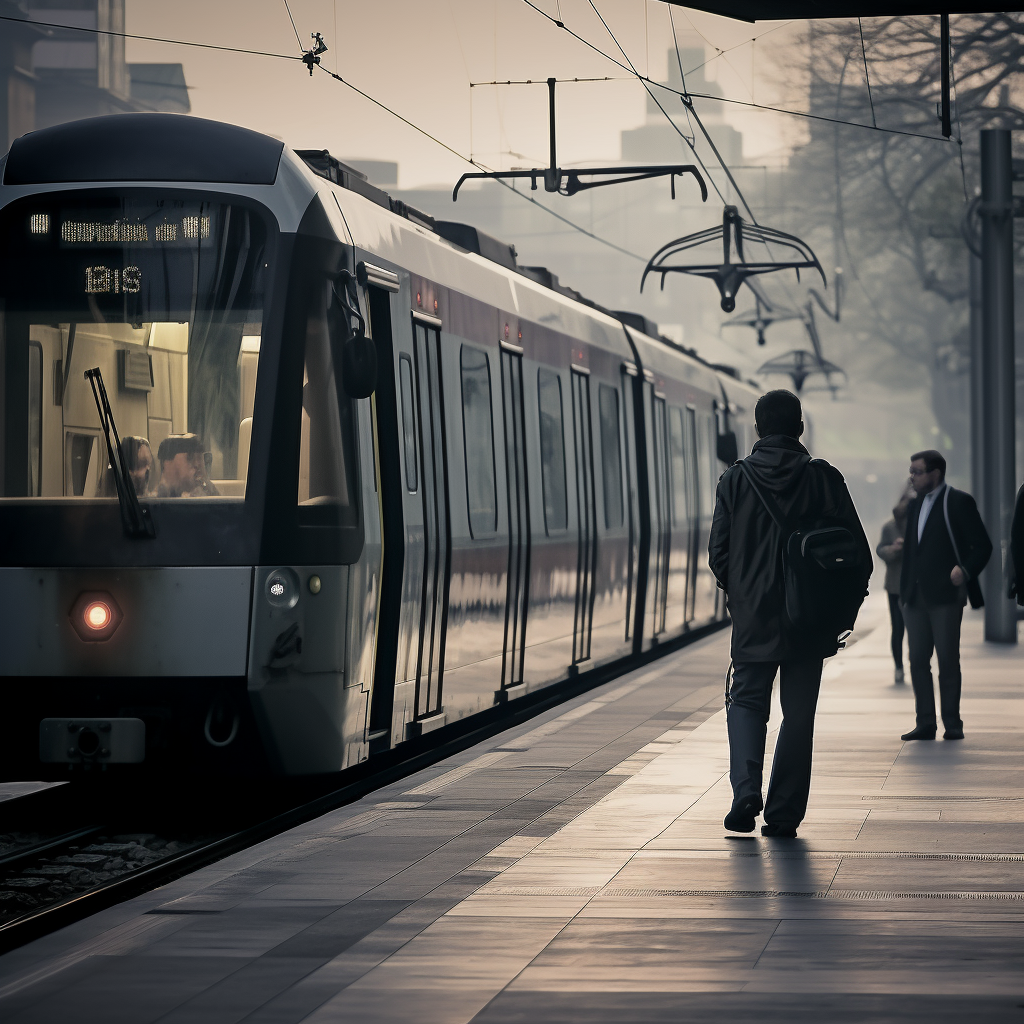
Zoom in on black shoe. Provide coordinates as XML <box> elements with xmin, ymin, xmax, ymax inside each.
<box><xmin>901</xmin><ymin>726</ymin><xmax>936</xmax><ymax>741</ymax></box>
<box><xmin>724</xmin><ymin>795</ymin><xmax>762</xmax><ymax>833</ymax></box>
<box><xmin>943</xmin><ymin>727</ymin><xmax>964</xmax><ymax>740</ymax></box>
<box><xmin>761</xmin><ymin>823</ymin><xmax>798</xmax><ymax>838</ymax></box>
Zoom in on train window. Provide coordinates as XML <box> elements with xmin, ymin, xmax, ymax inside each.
<box><xmin>298</xmin><ymin>280</ymin><xmax>357</xmax><ymax>524</ymax></box>
<box><xmin>0</xmin><ymin>196</ymin><xmax>270</xmax><ymax>500</ymax></box>
<box><xmin>27</xmin><ymin>341</ymin><xmax>43</xmax><ymax>496</ymax></box>
<box><xmin>669</xmin><ymin>407</ymin><xmax>686</xmax><ymax>527</ymax></box>
<box><xmin>598</xmin><ymin>383</ymin><xmax>623</xmax><ymax>529</ymax></box>
<box><xmin>537</xmin><ymin>368</ymin><xmax>568</xmax><ymax>533</ymax></box>
<box><xmin>399</xmin><ymin>355</ymin><xmax>418</xmax><ymax>492</ymax></box>
<box><xmin>701</xmin><ymin>415</ymin><xmax>717</xmax><ymax>521</ymax></box>
<box><xmin>460</xmin><ymin>345</ymin><xmax>497</xmax><ymax>536</ymax></box>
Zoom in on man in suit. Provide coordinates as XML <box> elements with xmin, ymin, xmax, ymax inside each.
<box><xmin>900</xmin><ymin>450</ymin><xmax>992</xmax><ymax>741</ymax></box>
<box><xmin>1010</xmin><ymin>484</ymin><xmax>1024</xmax><ymax>606</ymax></box>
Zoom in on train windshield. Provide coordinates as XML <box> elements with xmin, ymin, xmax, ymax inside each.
<box><xmin>0</xmin><ymin>194</ymin><xmax>270</xmax><ymax>501</ymax></box>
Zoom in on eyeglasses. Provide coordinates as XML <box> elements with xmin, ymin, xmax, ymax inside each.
<box><xmin>908</xmin><ymin>467</ymin><xmax>930</xmax><ymax>476</ymax></box>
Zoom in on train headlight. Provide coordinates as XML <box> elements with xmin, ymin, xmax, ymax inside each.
<box><xmin>265</xmin><ymin>568</ymin><xmax>300</xmax><ymax>609</ymax></box>
<box><xmin>70</xmin><ymin>591</ymin><xmax>123</xmax><ymax>642</ymax></box>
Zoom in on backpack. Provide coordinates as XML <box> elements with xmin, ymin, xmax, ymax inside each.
<box><xmin>738</xmin><ymin>459</ymin><xmax>868</xmax><ymax>647</ymax></box>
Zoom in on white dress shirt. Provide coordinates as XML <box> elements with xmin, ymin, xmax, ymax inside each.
<box><xmin>917</xmin><ymin>482</ymin><xmax>946</xmax><ymax>542</ymax></box>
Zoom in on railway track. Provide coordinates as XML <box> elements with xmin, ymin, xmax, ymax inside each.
<box><xmin>0</xmin><ymin>620</ymin><xmax>724</xmax><ymax>955</ymax></box>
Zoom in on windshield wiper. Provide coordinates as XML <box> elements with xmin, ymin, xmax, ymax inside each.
<box><xmin>85</xmin><ymin>367</ymin><xmax>156</xmax><ymax>538</ymax></box>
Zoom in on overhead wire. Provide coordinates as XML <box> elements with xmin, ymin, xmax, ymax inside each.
<box><xmin>0</xmin><ymin>12</ymin><xmax>649</xmax><ymax>264</ymax></box>
<box><xmin>281</xmin><ymin>0</ymin><xmax>304</xmax><ymax>52</ymax></box>
<box><xmin>581</xmin><ymin>0</ymin><xmax>733</xmax><ymax>213</ymax></box>
<box><xmin>0</xmin><ymin>12</ymin><xmax>301</xmax><ymax>61</ymax></box>
<box><xmin>858</xmin><ymin>18</ymin><xmax>877</xmax><ymax>128</ymax></box>
<box><xmin>515</xmin><ymin>3</ymin><xmax>955</xmax><ymax>143</ymax></box>
<box><xmin>948</xmin><ymin>24</ymin><xmax>969</xmax><ymax>203</ymax></box>
<box><xmin>668</xmin><ymin>8</ymin><xmax>697</xmax><ymax>147</ymax></box>
<box><xmin>314</xmin><ymin>65</ymin><xmax>647</xmax><ymax>262</ymax></box>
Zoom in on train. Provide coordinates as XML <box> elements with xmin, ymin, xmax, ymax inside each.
<box><xmin>0</xmin><ymin>113</ymin><xmax>758</xmax><ymax>779</ymax></box>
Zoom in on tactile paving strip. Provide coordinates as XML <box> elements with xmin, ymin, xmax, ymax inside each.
<box><xmin>599</xmin><ymin>889</ymin><xmax>1024</xmax><ymax>901</ymax></box>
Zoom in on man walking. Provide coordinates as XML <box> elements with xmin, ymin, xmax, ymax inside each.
<box><xmin>899</xmin><ymin>450</ymin><xmax>992</xmax><ymax>741</ymax></box>
<box><xmin>710</xmin><ymin>390</ymin><xmax>870</xmax><ymax>839</ymax></box>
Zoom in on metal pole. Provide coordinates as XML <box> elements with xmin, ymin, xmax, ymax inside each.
<box><xmin>545</xmin><ymin>77</ymin><xmax>559</xmax><ymax>192</ymax></box>
<box><xmin>979</xmin><ymin>129</ymin><xmax>1018</xmax><ymax>643</ymax></box>
<box><xmin>969</xmin><ymin>250</ymin><xmax>983</xmax><ymax>501</ymax></box>
<box><xmin>939</xmin><ymin>14</ymin><xmax>952</xmax><ymax>140</ymax></box>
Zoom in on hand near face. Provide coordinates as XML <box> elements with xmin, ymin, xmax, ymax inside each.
<box><xmin>893</xmin><ymin>537</ymin><xmax>904</xmax><ymax>551</ymax></box>
<box><xmin>950</xmin><ymin>565</ymin><xmax>965</xmax><ymax>587</ymax></box>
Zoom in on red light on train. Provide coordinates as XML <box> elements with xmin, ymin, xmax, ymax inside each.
<box><xmin>70</xmin><ymin>591</ymin><xmax>123</xmax><ymax>642</ymax></box>
<box><xmin>85</xmin><ymin>601</ymin><xmax>111</xmax><ymax>630</ymax></box>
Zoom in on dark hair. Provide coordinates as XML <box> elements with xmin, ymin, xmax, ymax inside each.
<box><xmin>911</xmin><ymin>449</ymin><xmax>946</xmax><ymax>478</ymax></box>
<box><xmin>157</xmin><ymin>433</ymin><xmax>203</xmax><ymax>464</ymax></box>
<box><xmin>755</xmin><ymin>390</ymin><xmax>802</xmax><ymax>439</ymax></box>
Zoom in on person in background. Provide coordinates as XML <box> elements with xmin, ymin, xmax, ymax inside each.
<box><xmin>156</xmin><ymin>434</ymin><xmax>205</xmax><ymax>497</ymax></box>
<box><xmin>1010</xmin><ymin>483</ymin><xmax>1024</xmax><ymax>606</ymax></box>
<box><xmin>899</xmin><ymin>450</ymin><xmax>992</xmax><ymax>742</ymax></box>
<box><xmin>876</xmin><ymin>484</ymin><xmax>915</xmax><ymax>684</ymax></box>
<box><xmin>122</xmin><ymin>436</ymin><xmax>153</xmax><ymax>497</ymax></box>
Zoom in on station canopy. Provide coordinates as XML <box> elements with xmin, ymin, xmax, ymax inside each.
<box><xmin>658</xmin><ymin>2</ymin><xmax>980</xmax><ymax>20</ymax></box>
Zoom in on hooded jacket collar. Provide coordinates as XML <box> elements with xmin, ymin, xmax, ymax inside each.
<box><xmin>744</xmin><ymin>434</ymin><xmax>812</xmax><ymax>495</ymax></box>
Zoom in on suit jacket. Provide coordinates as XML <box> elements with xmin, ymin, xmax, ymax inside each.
<box><xmin>1011</xmin><ymin>484</ymin><xmax>1024</xmax><ymax>606</ymax></box>
<box><xmin>900</xmin><ymin>484</ymin><xmax>992</xmax><ymax>608</ymax></box>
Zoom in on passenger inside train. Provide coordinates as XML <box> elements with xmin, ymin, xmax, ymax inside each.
<box><xmin>3</xmin><ymin>198</ymin><xmax>269</xmax><ymax>506</ymax></box>
<box><xmin>155</xmin><ymin>434</ymin><xmax>215</xmax><ymax>497</ymax></box>
<box><xmin>122</xmin><ymin>435</ymin><xmax>154</xmax><ymax>496</ymax></box>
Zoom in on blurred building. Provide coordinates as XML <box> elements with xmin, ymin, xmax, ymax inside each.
<box><xmin>0</xmin><ymin>0</ymin><xmax>190</xmax><ymax>152</ymax></box>
<box><xmin>620</xmin><ymin>39</ymin><xmax>743</xmax><ymax>168</ymax></box>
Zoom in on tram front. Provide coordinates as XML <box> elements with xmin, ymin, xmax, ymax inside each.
<box><xmin>0</xmin><ymin>114</ymin><xmax>377</xmax><ymax>779</ymax></box>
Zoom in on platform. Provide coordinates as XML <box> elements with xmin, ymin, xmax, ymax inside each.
<box><xmin>1</xmin><ymin>602</ymin><xmax>1022</xmax><ymax>1023</ymax></box>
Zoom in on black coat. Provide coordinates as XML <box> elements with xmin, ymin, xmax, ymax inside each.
<box><xmin>1012</xmin><ymin>484</ymin><xmax>1024</xmax><ymax>606</ymax></box>
<box><xmin>709</xmin><ymin>434</ymin><xmax>871</xmax><ymax>662</ymax></box>
<box><xmin>900</xmin><ymin>484</ymin><xmax>992</xmax><ymax>608</ymax></box>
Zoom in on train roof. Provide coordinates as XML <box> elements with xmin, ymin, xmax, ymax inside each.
<box><xmin>0</xmin><ymin>114</ymin><xmax>759</xmax><ymax>396</ymax></box>
<box><xmin>292</xmin><ymin>149</ymin><xmax>753</xmax><ymax>386</ymax></box>
<box><xmin>3</xmin><ymin>113</ymin><xmax>284</xmax><ymax>186</ymax></box>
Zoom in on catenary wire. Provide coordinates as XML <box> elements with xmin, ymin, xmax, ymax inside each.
<box><xmin>586</xmin><ymin>0</ymin><xmax>756</xmax><ymax>223</ymax></box>
<box><xmin>315</xmin><ymin>66</ymin><xmax>648</xmax><ymax>262</ymax></box>
<box><xmin>0</xmin><ymin>11</ymin><xmax>649</xmax><ymax>264</ymax></box>
<box><xmin>0</xmin><ymin>13</ymin><xmax>301</xmax><ymax>61</ymax></box>
<box><xmin>281</xmin><ymin>0</ymin><xmax>305</xmax><ymax>52</ymax></box>
<box><xmin>1</xmin><ymin>10</ymin><xmax>953</xmax><ymax>145</ymax></box>
<box><xmin>516</xmin><ymin>2</ymin><xmax>955</xmax><ymax>143</ymax></box>
<box><xmin>579</xmin><ymin>0</ymin><xmax>732</xmax><ymax>213</ymax></box>
<box><xmin>858</xmin><ymin>18</ymin><xmax>877</xmax><ymax>128</ymax></box>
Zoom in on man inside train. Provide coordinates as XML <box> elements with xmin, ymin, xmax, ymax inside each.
<box><xmin>155</xmin><ymin>433</ymin><xmax>207</xmax><ymax>497</ymax></box>
<box><xmin>709</xmin><ymin>389</ymin><xmax>871</xmax><ymax>839</ymax></box>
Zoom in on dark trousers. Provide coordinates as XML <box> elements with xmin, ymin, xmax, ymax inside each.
<box><xmin>888</xmin><ymin>593</ymin><xmax>905</xmax><ymax>668</ymax></box>
<box><xmin>726</xmin><ymin>659</ymin><xmax>824</xmax><ymax>827</ymax></box>
<box><xmin>901</xmin><ymin>600</ymin><xmax>964</xmax><ymax>731</ymax></box>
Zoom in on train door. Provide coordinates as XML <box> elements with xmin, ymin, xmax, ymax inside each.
<box><xmin>621</xmin><ymin>366</ymin><xmax>640</xmax><ymax>643</ymax></box>
<box><xmin>649</xmin><ymin>393</ymin><xmax>670</xmax><ymax>637</ymax></box>
<box><xmin>500</xmin><ymin>346</ymin><xmax>530</xmax><ymax>691</ymax></box>
<box><xmin>387</xmin><ymin>315</ymin><xmax>452</xmax><ymax>724</ymax></box>
<box><xmin>682</xmin><ymin>406</ymin><xmax>701</xmax><ymax>624</ymax></box>
<box><xmin>570</xmin><ymin>367</ymin><xmax>597</xmax><ymax>665</ymax></box>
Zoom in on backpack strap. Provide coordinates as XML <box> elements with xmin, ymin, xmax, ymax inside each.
<box><xmin>737</xmin><ymin>459</ymin><xmax>789</xmax><ymax>532</ymax></box>
<box><xmin>942</xmin><ymin>485</ymin><xmax>966</xmax><ymax>574</ymax></box>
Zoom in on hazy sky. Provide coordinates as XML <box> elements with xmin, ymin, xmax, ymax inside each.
<box><xmin>126</xmin><ymin>0</ymin><xmax>803</xmax><ymax>189</ymax></box>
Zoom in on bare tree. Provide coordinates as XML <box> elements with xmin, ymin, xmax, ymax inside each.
<box><xmin>781</xmin><ymin>14</ymin><xmax>1024</xmax><ymax>462</ymax></box>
